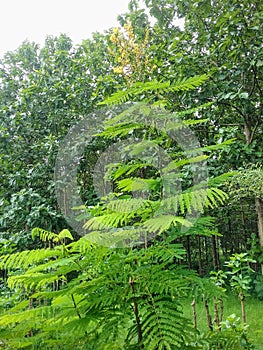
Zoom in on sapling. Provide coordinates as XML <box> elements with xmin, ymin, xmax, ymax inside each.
<box><xmin>210</xmin><ymin>269</ymin><xmax>227</xmax><ymax>330</ymax></box>
<box><xmin>220</xmin><ymin>313</ymin><xmax>254</xmax><ymax>349</ymax></box>
<box><xmin>225</xmin><ymin>253</ymin><xmax>256</xmax><ymax>323</ymax></box>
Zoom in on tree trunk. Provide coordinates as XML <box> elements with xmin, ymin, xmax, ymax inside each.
<box><xmin>240</xmin><ymin>202</ymin><xmax>248</xmax><ymax>250</ymax></box>
<box><xmin>244</xmin><ymin>122</ymin><xmax>253</xmax><ymax>145</ymax></box>
<box><xmin>186</xmin><ymin>236</ymin><xmax>192</xmax><ymax>270</ymax></box>
<box><xmin>212</xmin><ymin>236</ymin><xmax>219</xmax><ymax>271</ymax></box>
<box><xmin>203</xmin><ymin>294</ymin><xmax>213</xmax><ymax>331</ymax></box>
<box><xmin>197</xmin><ymin>235</ymin><xmax>203</xmax><ymax>275</ymax></box>
<box><xmin>219</xmin><ymin>297</ymin><xmax>224</xmax><ymax>323</ymax></box>
<box><xmin>191</xmin><ymin>299</ymin><xmax>197</xmax><ymax>329</ymax></box>
<box><xmin>213</xmin><ymin>297</ymin><xmax>220</xmax><ymax>331</ymax></box>
<box><xmin>255</xmin><ymin>197</ymin><xmax>263</xmax><ymax>274</ymax></box>
<box><xmin>239</xmin><ymin>292</ymin><xmax>246</xmax><ymax>323</ymax></box>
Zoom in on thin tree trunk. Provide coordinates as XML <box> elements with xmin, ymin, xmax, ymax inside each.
<box><xmin>202</xmin><ymin>294</ymin><xmax>213</xmax><ymax>331</ymax></box>
<box><xmin>197</xmin><ymin>236</ymin><xmax>203</xmax><ymax>275</ymax></box>
<box><xmin>204</xmin><ymin>237</ymin><xmax>209</xmax><ymax>269</ymax></box>
<box><xmin>240</xmin><ymin>202</ymin><xmax>247</xmax><ymax>249</ymax></box>
<box><xmin>227</xmin><ymin>211</ymin><xmax>233</xmax><ymax>254</ymax></box>
<box><xmin>219</xmin><ymin>297</ymin><xmax>224</xmax><ymax>323</ymax></box>
<box><xmin>216</xmin><ymin>236</ymin><xmax>220</xmax><ymax>269</ymax></box>
<box><xmin>191</xmin><ymin>299</ymin><xmax>197</xmax><ymax>329</ymax></box>
<box><xmin>239</xmin><ymin>292</ymin><xmax>246</xmax><ymax>323</ymax></box>
<box><xmin>186</xmin><ymin>236</ymin><xmax>192</xmax><ymax>270</ymax></box>
<box><xmin>212</xmin><ymin>236</ymin><xmax>219</xmax><ymax>271</ymax></box>
<box><xmin>213</xmin><ymin>297</ymin><xmax>220</xmax><ymax>331</ymax></box>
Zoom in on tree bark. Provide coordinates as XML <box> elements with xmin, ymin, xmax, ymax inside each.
<box><xmin>240</xmin><ymin>202</ymin><xmax>248</xmax><ymax>249</ymax></box>
<box><xmin>219</xmin><ymin>297</ymin><xmax>224</xmax><ymax>323</ymax></box>
<box><xmin>186</xmin><ymin>236</ymin><xmax>192</xmax><ymax>270</ymax></box>
<box><xmin>213</xmin><ymin>297</ymin><xmax>220</xmax><ymax>331</ymax></box>
<box><xmin>203</xmin><ymin>294</ymin><xmax>213</xmax><ymax>331</ymax></box>
<box><xmin>212</xmin><ymin>236</ymin><xmax>219</xmax><ymax>271</ymax></box>
<box><xmin>239</xmin><ymin>292</ymin><xmax>246</xmax><ymax>323</ymax></box>
<box><xmin>244</xmin><ymin>122</ymin><xmax>253</xmax><ymax>145</ymax></box>
<box><xmin>197</xmin><ymin>235</ymin><xmax>203</xmax><ymax>275</ymax></box>
<box><xmin>191</xmin><ymin>299</ymin><xmax>197</xmax><ymax>329</ymax></box>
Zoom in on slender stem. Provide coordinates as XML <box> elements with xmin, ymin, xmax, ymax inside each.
<box><xmin>219</xmin><ymin>297</ymin><xmax>224</xmax><ymax>323</ymax></box>
<box><xmin>213</xmin><ymin>297</ymin><xmax>220</xmax><ymax>331</ymax></box>
<box><xmin>202</xmin><ymin>294</ymin><xmax>213</xmax><ymax>331</ymax></box>
<box><xmin>239</xmin><ymin>292</ymin><xmax>246</xmax><ymax>323</ymax></box>
<box><xmin>191</xmin><ymin>299</ymin><xmax>197</xmax><ymax>329</ymax></box>
<box><xmin>71</xmin><ymin>294</ymin><xmax>82</xmax><ymax>319</ymax></box>
<box><xmin>129</xmin><ymin>277</ymin><xmax>143</xmax><ymax>347</ymax></box>
<box><xmin>71</xmin><ymin>294</ymin><xmax>88</xmax><ymax>337</ymax></box>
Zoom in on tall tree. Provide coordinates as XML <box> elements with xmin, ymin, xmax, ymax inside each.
<box><xmin>138</xmin><ymin>0</ymin><xmax>263</xmax><ymax>259</ymax></box>
<box><xmin>0</xmin><ymin>33</ymin><xmax>119</xmax><ymax>248</ymax></box>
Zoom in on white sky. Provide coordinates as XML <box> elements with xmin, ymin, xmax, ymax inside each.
<box><xmin>0</xmin><ymin>0</ymin><xmax>131</xmax><ymax>57</ymax></box>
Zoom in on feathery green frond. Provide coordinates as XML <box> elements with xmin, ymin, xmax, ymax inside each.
<box><xmin>117</xmin><ymin>177</ymin><xmax>160</xmax><ymax>192</ymax></box>
<box><xmin>95</xmin><ymin>122</ymin><xmax>143</xmax><ymax>138</ymax></box>
<box><xmin>112</xmin><ymin>162</ymin><xmax>151</xmax><ymax>180</ymax></box>
<box><xmin>106</xmin><ymin>198</ymin><xmax>149</xmax><ymax>213</ymax></box>
<box><xmin>32</xmin><ymin>228</ymin><xmax>73</xmax><ymax>243</ymax></box>
<box><xmin>0</xmin><ymin>247</ymin><xmax>62</xmax><ymax>270</ymax></box>
<box><xmin>84</xmin><ymin>211</ymin><xmax>136</xmax><ymax>230</ymax></box>
<box><xmin>138</xmin><ymin>297</ymin><xmax>194</xmax><ymax>350</ymax></box>
<box><xmin>143</xmin><ymin>215</ymin><xmax>193</xmax><ymax>234</ymax></box>
<box><xmin>100</xmin><ymin>74</ymin><xmax>210</xmax><ymax>105</ymax></box>
<box><xmin>163</xmin><ymin>154</ymin><xmax>208</xmax><ymax>173</ymax></box>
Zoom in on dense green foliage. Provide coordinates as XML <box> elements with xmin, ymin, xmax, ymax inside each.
<box><xmin>0</xmin><ymin>0</ymin><xmax>263</xmax><ymax>348</ymax></box>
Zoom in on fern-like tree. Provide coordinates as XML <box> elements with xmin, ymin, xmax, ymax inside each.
<box><xmin>0</xmin><ymin>94</ymin><xmax>236</xmax><ymax>349</ymax></box>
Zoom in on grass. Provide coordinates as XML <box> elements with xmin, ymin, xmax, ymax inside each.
<box><xmin>182</xmin><ymin>293</ymin><xmax>263</xmax><ymax>349</ymax></box>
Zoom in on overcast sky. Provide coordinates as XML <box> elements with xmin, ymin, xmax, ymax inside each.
<box><xmin>0</xmin><ymin>0</ymin><xmax>131</xmax><ymax>57</ymax></box>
